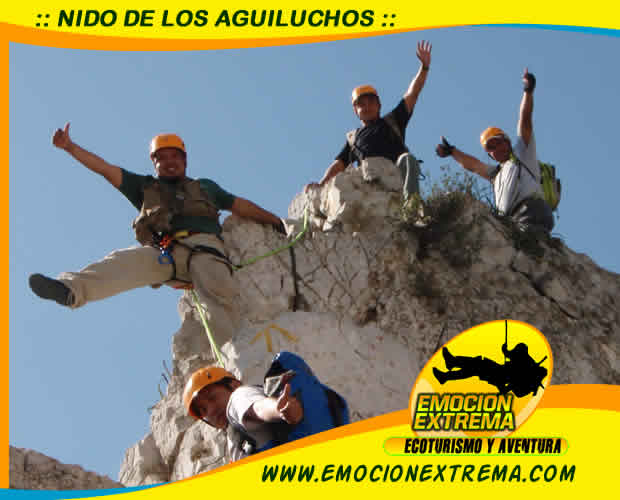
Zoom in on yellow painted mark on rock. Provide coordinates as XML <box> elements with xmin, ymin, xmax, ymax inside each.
<box><xmin>250</xmin><ymin>324</ymin><xmax>299</xmax><ymax>352</ymax></box>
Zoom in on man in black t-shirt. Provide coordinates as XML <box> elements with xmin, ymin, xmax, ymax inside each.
<box><xmin>306</xmin><ymin>41</ymin><xmax>432</xmax><ymax>199</ymax></box>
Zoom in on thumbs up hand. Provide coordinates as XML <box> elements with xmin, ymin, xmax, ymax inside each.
<box><xmin>276</xmin><ymin>383</ymin><xmax>303</xmax><ymax>425</ymax></box>
<box><xmin>53</xmin><ymin>122</ymin><xmax>73</xmax><ymax>151</ymax></box>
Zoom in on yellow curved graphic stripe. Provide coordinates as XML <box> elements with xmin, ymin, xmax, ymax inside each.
<box><xmin>2</xmin><ymin>21</ymin><xmax>452</xmax><ymax>50</ymax></box>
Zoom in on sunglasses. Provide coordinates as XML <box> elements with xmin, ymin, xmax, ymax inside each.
<box><xmin>353</xmin><ymin>94</ymin><xmax>378</xmax><ymax>106</ymax></box>
<box><xmin>485</xmin><ymin>139</ymin><xmax>505</xmax><ymax>152</ymax></box>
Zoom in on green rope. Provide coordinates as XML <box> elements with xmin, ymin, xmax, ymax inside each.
<box><xmin>190</xmin><ymin>289</ymin><xmax>225</xmax><ymax>367</ymax></box>
<box><xmin>233</xmin><ymin>206</ymin><xmax>309</xmax><ymax>271</ymax></box>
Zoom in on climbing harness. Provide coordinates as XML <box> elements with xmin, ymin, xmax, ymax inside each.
<box><xmin>158</xmin><ymin>207</ymin><xmax>309</xmax><ymax>366</ymax></box>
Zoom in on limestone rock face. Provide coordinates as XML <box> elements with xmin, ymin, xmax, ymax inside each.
<box><xmin>222</xmin><ymin>311</ymin><xmax>422</xmax><ymax>422</ymax></box>
<box><xmin>10</xmin><ymin>446</ymin><xmax>123</xmax><ymax>490</ymax></box>
<box><xmin>119</xmin><ymin>434</ymin><xmax>168</xmax><ymax>487</ymax></box>
<box><xmin>119</xmin><ymin>165</ymin><xmax>620</xmax><ymax>484</ymax></box>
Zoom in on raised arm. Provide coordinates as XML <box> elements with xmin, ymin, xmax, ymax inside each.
<box><xmin>318</xmin><ymin>159</ymin><xmax>347</xmax><ymax>186</ymax></box>
<box><xmin>403</xmin><ymin>41</ymin><xmax>432</xmax><ymax>114</ymax></box>
<box><xmin>518</xmin><ymin>68</ymin><xmax>535</xmax><ymax>146</ymax></box>
<box><xmin>305</xmin><ymin>158</ymin><xmax>347</xmax><ymax>191</ymax></box>
<box><xmin>436</xmin><ymin>136</ymin><xmax>491</xmax><ymax>180</ymax></box>
<box><xmin>52</xmin><ymin>123</ymin><xmax>122</xmax><ymax>188</ymax></box>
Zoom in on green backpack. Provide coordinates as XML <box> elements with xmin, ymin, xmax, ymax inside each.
<box><xmin>511</xmin><ymin>155</ymin><xmax>562</xmax><ymax>212</ymax></box>
<box><xmin>539</xmin><ymin>162</ymin><xmax>561</xmax><ymax>211</ymax></box>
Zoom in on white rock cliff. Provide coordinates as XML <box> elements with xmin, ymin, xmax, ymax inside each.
<box><xmin>114</xmin><ymin>166</ymin><xmax>619</xmax><ymax>485</ymax></box>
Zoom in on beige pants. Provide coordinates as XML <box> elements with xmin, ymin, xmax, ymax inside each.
<box><xmin>58</xmin><ymin>233</ymin><xmax>240</xmax><ymax>347</ymax></box>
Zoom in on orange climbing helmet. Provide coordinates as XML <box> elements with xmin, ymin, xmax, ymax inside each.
<box><xmin>352</xmin><ymin>84</ymin><xmax>379</xmax><ymax>104</ymax></box>
<box><xmin>149</xmin><ymin>133</ymin><xmax>186</xmax><ymax>157</ymax></box>
<box><xmin>183</xmin><ymin>366</ymin><xmax>235</xmax><ymax>420</ymax></box>
<box><xmin>480</xmin><ymin>127</ymin><xmax>508</xmax><ymax>148</ymax></box>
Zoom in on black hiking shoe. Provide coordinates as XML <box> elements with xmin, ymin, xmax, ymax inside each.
<box><xmin>433</xmin><ymin>367</ymin><xmax>447</xmax><ymax>385</ymax></box>
<box><xmin>29</xmin><ymin>274</ymin><xmax>73</xmax><ymax>306</ymax></box>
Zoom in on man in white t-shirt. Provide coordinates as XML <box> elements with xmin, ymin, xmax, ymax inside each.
<box><xmin>435</xmin><ymin>69</ymin><xmax>554</xmax><ymax>233</ymax></box>
<box><xmin>183</xmin><ymin>366</ymin><xmax>303</xmax><ymax>462</ymax></box>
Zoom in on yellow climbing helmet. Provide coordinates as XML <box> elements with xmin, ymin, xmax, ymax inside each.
<box><xmin>183</xmin><ymin>366</ymin><xmax>234</xmax><ymax>420</ymax></box>
<box><xmin>480</xmin><ymin>127</ymin><xmax>508</xmax><ymax>148</ymax></box>
<box><xmin>149</xmin><ymin>133</ymin><xmax>186</xmax><ymax>157</ymax></box>
<box><xmin>352</xmin><ymin>84</ymin><xmax>379</xmax><ymax>104</ymax></box>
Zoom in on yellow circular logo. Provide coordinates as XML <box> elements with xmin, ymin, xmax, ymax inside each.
<box><xmin>409</xmin><ymin>320</ymin><xmax>553</xmax><ymax>438</ymax></box>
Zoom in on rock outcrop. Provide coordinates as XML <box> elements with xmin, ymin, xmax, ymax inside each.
<box><xmin>119</xmin><ymin>165</ymin><xmax>620</xmax><ymax>485</ymax></box>
<box><xmin>9</xmin><ymin>446</ymin><xmax>123</xmax><ymax>490</ymax></box>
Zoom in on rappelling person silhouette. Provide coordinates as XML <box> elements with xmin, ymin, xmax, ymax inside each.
<box><xmin>433</xmin><ymin>322</ymin><xmax>548</xmax><ymax>398</ymax></box>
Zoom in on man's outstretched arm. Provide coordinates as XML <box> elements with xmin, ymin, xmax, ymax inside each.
<box><xmin>230</xmin><ymin>197</ymin><xmax>286</xmax><ymax>233</ymax></box>
<box><xmin>436</xmin><ymin>136</ymin><xmax>491</xmax><ymax>180</ymax></box>
<box><xmin>305</xmin><ymin>159</ymin><xmax>347</xmax><ymax>191</ymax></box>
<box><xmin>403</xmin><ymin>40</ymin><xmax>432</xmax><ymax>114</ymax></box>
<box><xmin>53</xmin><ymin>122</ymin><xmax>122</xmax><ymax>188</ymax></box>
<box><xmin>518</xmin><ymin>68</ymin><xmax>535</xmax><ymax>146</ymax></box>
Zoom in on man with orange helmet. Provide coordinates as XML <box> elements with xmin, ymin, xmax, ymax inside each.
<box><xmin>183</xmin><ymin>364</ymin><xmax>303</xmax><ymax>462</ymax></box>
<box><xmin>435</xmin><ymin>69</ymin><xmax>554</xmax><ymax>233</ymax></box>
<box><xmin>306</xmin><ymin>41</ymin><xmax>432</xmax><ymax>200</ymax></box>
<box><xmin>29</xmin><ymin>125</ymin><xmax>285</xmax><ymax>347</ymax></box>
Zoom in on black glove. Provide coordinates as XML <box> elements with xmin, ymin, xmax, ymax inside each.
<box><xmin>435</xmin><ymin>137</ymin><xmax>455</xmax><ymax>158</ymax></box>
<box><xmin>273</xmin><ymin>220</ymin><xmax>287</xmax><ymax>235</ymax></box>
<box><xmin>523</xmin><ymin>72</ymin><xmax>536</xmax><ymax>93</ymax></box>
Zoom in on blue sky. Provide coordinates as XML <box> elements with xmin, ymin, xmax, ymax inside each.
<box><xmin>9</xmin><ymin>27</ymin><xmax>620</xmax><ymax>480</ymax></box>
